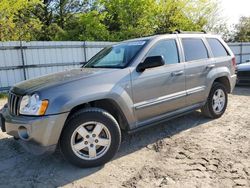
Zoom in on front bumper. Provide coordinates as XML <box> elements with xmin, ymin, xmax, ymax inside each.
<box><xmin>0</xmin><ymin>107</ymin><xmax>69</xmax><ymax>155</ymax></box>
<box><xmin>236</xmin><ymin>70</ymin><xmax>250</xmax><ymax>85</ymax></box>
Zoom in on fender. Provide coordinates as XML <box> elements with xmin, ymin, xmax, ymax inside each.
<box><xmin>205</xmin><ymin>66</ymin><xmax>231</xmax><ymax>98</ymax></box>
<box><xmin>40</xmin><ymin>69</ymin><xmax>137</xmax><ymax>128</ymax></box>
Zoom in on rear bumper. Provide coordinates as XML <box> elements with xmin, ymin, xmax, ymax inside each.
<box><xmin>230</xmin><ymin>74</ymin><xmax>237</xmax><ymax>92</ymax></box>
<box><xmin>1</xmin><ymin>107</ymin><xmax>69</xmax><ymax>155</ymax></box>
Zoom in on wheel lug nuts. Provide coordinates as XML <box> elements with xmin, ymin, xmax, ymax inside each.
<box><xmin>86</xmin><ymin>135</ymin><xmax>90</xmax><ymax>138</ymax></box>
<box><xmin>92</xmin><ymin>134</ymin><xmax>96</xmax><ymax>137</ymax></box>
<box><xmin>84</xmin><ymin>141</ymin><xmax>88</xmax><ymax>145</ymax></box>
<box><xmin>95</xmin><ymin>139</ymin><xmax>98</xmax><ymax>143</ymax></box>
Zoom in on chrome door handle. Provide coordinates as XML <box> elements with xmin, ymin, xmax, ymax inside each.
<box><xmin>171</xmin><ymin>70</ymin><xmax>184</xmax><ymax>76</ymax></box>
<box><xmin>206</xmin><ymin>64</ymin><xmax>215</xmax><ymax>69</ymax></box>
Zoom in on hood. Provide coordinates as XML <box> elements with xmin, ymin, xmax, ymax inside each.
<box><xmin>11</xmin><ymin>68</ymin><xmax>116</xmax><ymax>95</ymax></box>
<box><xmin>237</xmin><ymin>62</ymin><xmax>250</xmax><ymax>71</ymax></box>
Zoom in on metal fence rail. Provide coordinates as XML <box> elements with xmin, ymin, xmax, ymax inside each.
<box><xmin>0</xmin><ymin>41</ymin><xmax>250</xmax><ymax>91</ymax></box>
<box><xmin>228</xmin><ymin>42</ymin><xmax>250</xmax><ymax>65</ymax></box>
<box><xmin>0</xmin><ymin>41</ymin><xmax>114</xmax><ymax>91</ymax></box>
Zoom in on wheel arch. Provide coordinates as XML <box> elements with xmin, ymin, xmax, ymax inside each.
<box><xmin>213</xmin><ymin>76</ymin><xmax>231</xmax><ymax>93</ymax></box>
<box><xmin>65</xmin><ymin>98</ymin><xmax>129</xmax><ymax>131</ymax></box>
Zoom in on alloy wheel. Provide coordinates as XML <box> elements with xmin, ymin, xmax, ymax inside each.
<box><xmin>70</xmin><ymin>121</ymin><xmax>111</xmax><ymax>160</ymax></box>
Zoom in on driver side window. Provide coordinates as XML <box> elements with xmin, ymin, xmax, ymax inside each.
<box><xmin>147</xmin><ymin>39</ymin><xmax>179</xmax><ymax>64</ymax></box>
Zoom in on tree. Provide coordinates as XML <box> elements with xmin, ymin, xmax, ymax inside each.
<box><xmin>54</xmin><ymin>10</ymin><xmax>109</xmax><ymax>41</ymax></box>
<box><xmin>0</xmin><ymin>0</ymin><xmax>226</xmax><ymax>41</ymax></box>
<box><xmin>0</xmin><ymin>0</ymin><xmax>42</xmax><ymax>41</ymax></box>
<box><xmin>155</xmin><ymin>0</ymin><xmax>223</xmax><ymax>33</ymax></box>
<box><xmin>233</xmin><ymin>16</ymin><xmax>250</xmax><ymax>42</ymax></box>
<box><xmin>33</xmin><ymin>0</ymin><xmax>96</xmax><ymax>40</ymax></box>
<box><xmin>100</xmin><ymin>0</ymin><xmax>157</xmax><ymax>41</ymax></box>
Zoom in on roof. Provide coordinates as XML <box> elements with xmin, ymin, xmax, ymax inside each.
<box><xmin>122</xmin><ymin>31</ymin><xmax>221</xmax><ymax>43</ymax></box>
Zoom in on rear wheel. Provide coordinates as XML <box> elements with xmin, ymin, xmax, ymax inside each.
<box><xmin>201</xmin><ymin>82</ymin><xmax>228</xmax><ymax>119</ymax></box>
<box><xmin>60</xmin><ymin>108</ymin><xmax>121</xmax><ymax>168</ymax></box>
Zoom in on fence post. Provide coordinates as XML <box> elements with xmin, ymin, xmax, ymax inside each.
<box><xmin>20</xmin><ymin>41</ymin><xmax>27</xmax><ymax>80</ymax></box>
<box><xmin>83</xmin><ymin>41</ymin><xmax>87</xmax><ymax>63</ymax></box>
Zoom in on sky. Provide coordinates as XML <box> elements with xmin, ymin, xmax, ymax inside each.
<box><xmin>220</xmin><ymin>0</ymin><xmax>250</xmax><ymax>26</ymax></box>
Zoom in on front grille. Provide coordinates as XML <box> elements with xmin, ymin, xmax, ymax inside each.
<box><xmin>238</xmin><ymin>80</ymin><xmax>250</xmax><ymax>84</ymax></box>
<box><xmin>237</xmin><ymin>71</ymin><xmax>250</xmax><ymax>78</ymax></box>
<box><xmin>8</xmin><ymin>92</ymin><xmax>22</xmax><ymax>116</ymax></box>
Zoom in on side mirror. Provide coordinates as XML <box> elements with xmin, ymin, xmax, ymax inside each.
<box><xmin>136</xmin><ymin>56</ymin><xmax>165</xmax><ymax>72</ymax></box>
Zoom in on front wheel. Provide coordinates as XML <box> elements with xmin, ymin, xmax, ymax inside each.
<box><xmin>201</xmin><ymin>82</ymin><xmax>228</xmax><ymax>119</ymax></box>
<box><xmin>60</xmin><ymin>108</ymin><xmax>121</xmax><ymax>168</ymax></box>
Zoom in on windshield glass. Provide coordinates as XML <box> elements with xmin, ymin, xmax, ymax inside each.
<box><xmin>84</xmin><ymin>40</ymin><xmax>148</xmax><ymax>68</ymax></box>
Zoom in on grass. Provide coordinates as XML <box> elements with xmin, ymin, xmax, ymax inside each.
<box><xmin>0</xmin><ymin>93</ymin><xmax>8</xmax><ymax>99</ymax></box>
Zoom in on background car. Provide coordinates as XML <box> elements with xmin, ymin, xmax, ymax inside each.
<box><xmin>236</xmin><ymin>60</ymin><xmax>250</xmax><ymax>85</ymax></box>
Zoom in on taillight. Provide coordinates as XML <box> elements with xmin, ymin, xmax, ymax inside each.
<box><xmin>232</xmin><ymin>57</ymin><xmax>236</xmax><ymax>69</ymax></box>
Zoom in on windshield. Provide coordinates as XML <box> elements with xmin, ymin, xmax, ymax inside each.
<box><xmin>84</xmin><ymin>40</ymin><xmax>148</xmax><ymax>68</ymax></box>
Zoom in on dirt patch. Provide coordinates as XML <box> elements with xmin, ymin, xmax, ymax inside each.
<box><xmin>0</xmin><ymin>87</ymin><xmax>250</xmax><ymax>188</ymax></box>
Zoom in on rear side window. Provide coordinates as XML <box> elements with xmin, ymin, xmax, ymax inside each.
<box><xmin>147</xmin><ymin>39</ymin><xmax>179</xmax><ymax>64</ymax></box>
<box><xmin>182</xmin><ymin>38</ymin><xmax>208</xmax><ymax>62</ymax></box>
<box><xmin>207</xmin><ymin>38</ymin><xmax>229</xmax><ymax>57</ymax></box>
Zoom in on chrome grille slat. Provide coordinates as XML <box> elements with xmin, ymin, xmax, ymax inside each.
<box><xmin>16</xmin><ymin>96</ymin><xmax>21</xmax><ymax>115</ymax></box>
<box><xmin>10</xmin><ymin>94</ymin><xmax>14</xmax><ymax>114</ymax></box>
<box><xmin>13</xmin><ymin>96</ymin><xmax>17</xmax><ymax>115</ymax></box>
<box><xmin>11</xmin><ymin>94</ymin><xmax>15</xmax><ymax>115</ymax></box>
<box><xmin>9</xmin><ymin>94</ymin><xmax>13</xmax><ymax>114</ymax></box>
<box><xmin>8</xmin><ymin>92</ymin><xmax>21</xmax><ymax>116</ymax></box>
<box><xmin>8</xmin><ymin>95</ymin><xmax>11</xmax><ymax>113</ymax></box>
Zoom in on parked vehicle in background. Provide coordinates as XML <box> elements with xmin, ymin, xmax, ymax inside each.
<box><xmin>0</xmin><ymin>31</ymin><xmax>236</xmax><ymax>168</ymax></box>
<box><xmin>236</xmin><ymin>60</ymin><xmax>250</xmax><ymax>85</ymax></box>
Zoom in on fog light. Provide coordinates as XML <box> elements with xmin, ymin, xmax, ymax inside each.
<box><xmin>18</xmin><ymin>126</ymin><xmax>29</xmax><ymax>140</ymax></box>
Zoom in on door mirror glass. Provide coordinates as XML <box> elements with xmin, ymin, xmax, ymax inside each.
<box><xmin>136</xmin><ymin>56</ymin><xmax>165</xmax><ymax>72</ymax></box>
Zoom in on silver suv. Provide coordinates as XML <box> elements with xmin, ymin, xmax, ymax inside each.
<box><xmin>0</xmin><ymin>32</ymin><xmax>236</xmax><ymax>167</ymax></box>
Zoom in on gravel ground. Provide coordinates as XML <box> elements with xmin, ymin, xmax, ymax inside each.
<box><xmin>0</xmin><ymin>87</ymin><xmax>249</xmax><ymax>188</ymax></box>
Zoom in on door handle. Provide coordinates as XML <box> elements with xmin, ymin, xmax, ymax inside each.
<box><xmin>206</xmin><ymin>64</ymin><xmax>215</xmax><ymax>69</ymax></box>
<box><xmin>171</xmin><ymin>70</ymin><xmax>184</xmax><ymax>76</ymax></box>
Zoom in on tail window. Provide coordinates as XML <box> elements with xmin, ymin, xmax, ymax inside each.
<box><xmin>207</xmin><ymin>38</ymin><xmax>229</xmax><ymax>57</ymax></box>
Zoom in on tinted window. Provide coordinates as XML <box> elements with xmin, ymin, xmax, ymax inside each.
<box><xmin>182</xmin><ymin>38</ymin><xmax>208</xmax><ymax>61</ymax></box>
<box><xmin>147</xmin><ymin>39</ymin><xmax>179</xmax><ymax>64</ymax></box>
<box><xmin>207</xmin><ymin>38</ymin><xmax>229</xmax><ymax>57</ymax></box>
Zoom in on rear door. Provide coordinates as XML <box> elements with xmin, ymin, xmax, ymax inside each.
<box><xmin>179</xmin><ymin>37</ymin><xmax>213</xmax><ymax>106</ymax></box>
<box><xmin>131</xmin><ymin>39</ymin><xmax>186</xmax><ymax>123</ymax></box>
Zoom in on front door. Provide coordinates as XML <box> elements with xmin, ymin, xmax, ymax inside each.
<box><xmin>131</xmin><ymin>39</ymin><xmax>186</xmax><ymax>124</ymax></box>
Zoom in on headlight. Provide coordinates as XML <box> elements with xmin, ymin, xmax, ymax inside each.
<box><xmin>19</xmin><ymin>94</ymin><xmax>49</xmax><ymax>116</ymax></box>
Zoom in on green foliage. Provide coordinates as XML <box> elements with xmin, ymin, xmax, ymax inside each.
<box><xmin>100</xmin><ymin>0</ymin><xmax>157</xmax><ymax>40</ymax></box>
<box><xmin>156</xmin><ymin>0</ymin><xmax>222</xmax><ymax>33</ymax></box>
<box><xmin>0</xmin><ymin>93</ymin><xmax>8</xmax><ymax>99</ymax></box>
<box><xmin>233</xmin><ymin>17</ymin><xmax>250</xmax><ymax>42</ymax></box>
<box><xmin>0</xmin><ymin>0</ymin><xmax>42</xmax><ymax>41</ymax></box>
<box><xmin>55</xmin><ymin>11</ymin><xmax>110</xmax><ymax>41</ymax></box>
<box><xmin>0</xmin><ymin>0</ymin><xmax>225</xmax><ymax>41</ymax></box>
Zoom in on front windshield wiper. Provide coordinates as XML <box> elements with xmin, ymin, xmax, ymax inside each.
<box><xmin>86</xmin><ymin>65</ymin><xmax>122</xmax><ymax>69</ymax></box>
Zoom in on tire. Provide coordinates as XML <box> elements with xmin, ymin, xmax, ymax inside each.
<box><xmin>60</xmin><ymin>107</ymin><xmax>121</xmax><ymax>168</ymax></box>
<box><xmin>201</xmin><ymin>82</ymin><xmax>228</xmax><ymax>119</ymax></box>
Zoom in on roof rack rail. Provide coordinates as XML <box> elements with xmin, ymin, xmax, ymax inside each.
<box><xmin>173</xmin><ymin>29</ymin><xmax>207</xmax><ymax>34</ymax></box>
